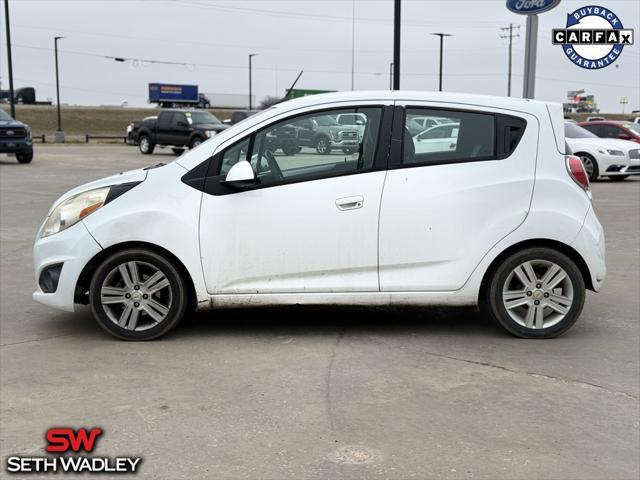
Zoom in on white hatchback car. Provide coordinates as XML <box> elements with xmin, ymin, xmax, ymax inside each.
<box><xmin>33</xmin><ymin>91</ymin><xmax>606</xmax><ymax>340</ymax></box>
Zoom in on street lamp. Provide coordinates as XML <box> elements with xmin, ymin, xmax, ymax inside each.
<box><xmin>430</xmin><ymin>33</ymin><xmax>452</xmax><ymax>92</ymax></box>
<box><xmin>248</xmin><ymin>53</ymin><xmax>257</xmax><ymax>110</ymax></box>
<box><xmin>54</xmin><ymin>36</ymin><xmax>65</xmax><ymax>143</ymax></box>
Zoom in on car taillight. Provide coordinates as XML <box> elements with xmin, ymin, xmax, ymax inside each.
<box><xmin>566</xmin><ymin>155</ymin><xmax>590</xmax><ymax>192</ymax></box>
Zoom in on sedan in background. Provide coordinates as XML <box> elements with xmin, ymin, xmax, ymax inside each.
<box><xmin>579</xmin><ymin>120</ymin><xmax>640</xmax><ymax>144</ymax></box>
<box><xmin>565</xmin><ymin>122</ymin><xmax>640</xmax><ymax>181</ymax></box>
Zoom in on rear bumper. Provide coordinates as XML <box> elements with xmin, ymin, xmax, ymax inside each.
<box><xmin>572</xmin><ymin>205</ymin><xmax>606</xmax><ymax>292</ymax></box>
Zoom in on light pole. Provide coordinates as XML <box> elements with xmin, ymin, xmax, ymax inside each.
<box><xmin>54</xmin><ymin>36</ymin><xmax>65</xmax><ymax>143</ymax></box>
<box><xmin>431</xmin><ymin>33</ymin><xmax>452</xmax><ymax>92</ymax></box>
<box><xmin>248</xmin><ymin>53</ymin><xmax>257</xmax><ymax>110</ymax></box>
<box><xmin>389</xmin><ymin>62</ymin><xmax>394</xmax><ymax>90</ymax></box>
<box><xmin>4</xmin><ymin>0</ymin><xmax>16</xmax><ymax>118</ymax></box>
<box><xmin>392</xmin><ymin>0</ymin><xmax>401</xmax><ymax>90</ymax></box>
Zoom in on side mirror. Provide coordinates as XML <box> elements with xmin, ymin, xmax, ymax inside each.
<box><xmin>618</xmin><ymin>133</ymin><xmax>631</xmax><ymax>140</ymax></box>
<box><xmin>222</xmin><ymin>161</ymin><xmax>256</xmax><ymax>188</ymax></box>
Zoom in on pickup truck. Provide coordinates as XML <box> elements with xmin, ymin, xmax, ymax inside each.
<box><xmin>0</xmin><ymin>108</ymin><xmax>33</xmax><ymax>163</ymax></box>
<box><xmin>134</xmin><ymin>110</ymin><xmax>228</xmax><ymax>154</ymax></box>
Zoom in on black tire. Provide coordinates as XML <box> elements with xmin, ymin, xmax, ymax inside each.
<box><xmin>172</xmin><ymin>148</ymin><xmax>185</xmax><ymax>156</ymax></box>
<box><xmin>138</xmin><ymin>134</ymin><xmax>155</xmax><ymax>154</ymax></box>
<box><xmin>16</xmin><ymin>151</ymin><xmax>33</xmax><ymax>163</ymax></box>
<box><xmin>190</xmin><ymin>137</ymin><xmax>204</xmax><ymax>149</ymax></box>
<box><xmin>577</xmin><ymin>153</ymin><xmax>599</xmax><ymax>181</ymax></box>
<box><xmin>607</xmin><ymin>175</ymin><xmax>629</xmax><ymax>181</ymax></box>
<box><xmin>486</xmin><ymin>247</ymin><xmax>586</xmax><ymax>339</ymax></box>
<box><xmin>315</xmin><ymin>136</ymin><xmax>331</xmax><ymax>155</ymax></box>
<box><xmin>282</xmin><ymin>145</ymin><xmax>299</xmax><ymax>156</ymax></box>
<box><xmin>89</xmin><ymin>249</ymin><xmax>189</xmax><ymax>341</ymax></box>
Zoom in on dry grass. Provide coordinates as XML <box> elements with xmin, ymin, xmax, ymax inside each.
<box><xmin>1</xmin><ymin>105</ymin><xmax>235</xmax><ymax>138</ymax></box>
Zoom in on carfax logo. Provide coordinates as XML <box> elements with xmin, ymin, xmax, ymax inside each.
<box><xmin>5</xmin><ymin>427</ymin><xmax>142</xmax><ymax>474</ymax></box>
<box><xmin>553</xmin><ymin>5</ymin><xmax>634</xmax><ymax>69</ymax></box>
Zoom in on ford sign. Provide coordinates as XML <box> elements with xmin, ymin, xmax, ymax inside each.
<box><xmin>506</xmin><ymin>0</ymin><xmax>561</xmax><ymax>15</ymax></box>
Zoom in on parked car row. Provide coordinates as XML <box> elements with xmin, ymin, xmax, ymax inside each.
<box><xmin>565</xmin><ymin>122</ymin><xmax>639</xmax><ymax>181</ymax></box>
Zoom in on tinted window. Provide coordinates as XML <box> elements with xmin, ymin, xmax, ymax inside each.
<box><xmin>218</xmin><ymin>107</ymin><xmax>383</xmax><ymax>187</ymax></box>
<box><xmin>403</xmin><ymin>108</ymin><xmax>494</xmax><ymax>165</ymax></box>
<box><xmin>565</xmin><ymin>123</ymin><xmax>598</xmax><ymax>138</ymax></box>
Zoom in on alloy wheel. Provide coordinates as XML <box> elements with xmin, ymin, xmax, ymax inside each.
<box><xmin>139</xmin><ymin>137</ymin><xmax>149</xmax><ymax>153</ymax></box>
<box><xmin>502</xmin><ymin>259</ymin><xmax>574</xmax><ymax>330</ymax></box>
<box><xmin>580</xmin><ymin>155</ymin><xmax>594</xmax><ymax>178</ymax></box>
<box><xmin>100</xmin><ymin>261</ymin><xmax>172</xmax><ymax>331</ymax></box>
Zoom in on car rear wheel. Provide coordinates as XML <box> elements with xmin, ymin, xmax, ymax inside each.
<box><xmin>16</xmin><ymin>151</ymin><xmax>33</xmax><ymax>163</ymax></box>
<box><xmin>486</xmin><ymin>248</ymin><xmax>585</xmax><ymax>339</ymax></box>
<box><xmin>282</xmin><ymin>145</ymin><xmax>300</xmax><ymax>155</ymax></box>
<box><xmin>138</xmin><ymin>135</ymin><xmax>155</xmax><ymax>154</ymax></box>
<box><xmin>577</xmin><ymin>153</ymin><xmax>598</xmax><ymax>181</ymax></box>
<box><xmin>90</xmin><ymin>249</ymin><xmax>188</xmax><ymax>341</ymax></box>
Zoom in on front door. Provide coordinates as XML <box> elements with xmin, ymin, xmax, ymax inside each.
<box><xmin>199</xmin><ymin>104</ymin><xmax>392</xmax><ymax>294</ymax></box>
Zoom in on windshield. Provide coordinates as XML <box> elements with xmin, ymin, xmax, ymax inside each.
<box><xmin>0</xmin><ymin>109</ymin><xmax>13</xmax><ymax>121</ymax></box>
<box><xmin>624</xmin><ymin>123</ymin><xmax>640</xmax><ymax>134</ymax></box>
<box><xmin>315</xmin><ymin>115</ymin><xmax>339</xmax><ymax>127</ymax></box>
<box><xmin>186</xmin><ymin>111</ymin><xmax>221</xmax><ymax>125</ymax></box>
<box><xmin>565</xmin><ymin>123</ymin><xmax>597</xmax><ymax>138</ymax></box>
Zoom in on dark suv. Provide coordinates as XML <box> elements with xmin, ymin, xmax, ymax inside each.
<box><xmin>0</xmin><ymin>109</ymin><xmax>33</xmax><ymax>163</ymax></box>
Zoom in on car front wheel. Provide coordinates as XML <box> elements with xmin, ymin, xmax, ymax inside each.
<box><xmin>486</xmin><ymin>248</ymin><xmax>585</xmax><ymax>339</ymax></box>
<box><xmin>16</xmin><ymin>151</ymin><xmax>33</xmax><ymax>163</ymax></box>
<box><xmin>138</xmin><ymin>135</ymin><xmax>155</xmax><ymax>154</ymax></box>
<box><xmin>577</xmin><ymin>153</ymin><xmax>598</xmax><ymax>181</ymax></box>
<box><xmin>89</xmin><ymin>249</ymin><xmax>188</xmax><ymax>340</ymax></box>
<box><xmin>315</xmin><ymin>136</ymin><xmax>331</xmax><ymax>155</ymax></box>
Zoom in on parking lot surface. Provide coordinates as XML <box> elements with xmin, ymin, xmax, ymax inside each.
<box><xmin>1</xmin><ymin>144</ymin><xmax>639</xmax><ymax>479</ymax></box>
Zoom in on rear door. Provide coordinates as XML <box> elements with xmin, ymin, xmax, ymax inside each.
<box><xmin>378</xmin><ymin>103</ymin><xmax>538</xmax><ymax>291</ymax></box>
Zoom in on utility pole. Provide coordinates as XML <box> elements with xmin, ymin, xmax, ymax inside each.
<box><xmin>392</xmin><ymin>0</ymin><xmax>401</xmax><ymax>90</ymax></box>
<box><xmin>4</xmin><ymin>0</ymin><xmax>16</xmax><ymax>118</ymax></box>
<box><xmin>500</xmin><ymin>23</ymin><xmax>520</xmax><ymax>97</ymax></box>
<box><xmin>522</xmin><ymin>14</ymin><xmax>538</xmax><ymax>99</ymax></box>
<box><xmin>248</xmin><ymin>53</ymin><xmax>257</xmax><ymax>110</ymax></box>
<box><xmin>351</xmin><ymin>0</ymin><xmax>355</xmax><ymax>90</ymax></box>
<box><xmin>431</xmin><ymin>33</ymin><xmax>452</xmax><ymax>92</ymax></box>
<box><xmin>54</xmin><ymin>36</ymin><xmax>65</xmax><ymax>143</ymax></box>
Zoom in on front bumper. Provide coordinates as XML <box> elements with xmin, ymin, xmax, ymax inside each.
<box><xmin>605</xmin><ymin>158</ymin><xmax>640</xmax><ymax>176</ymax></box>
<box><xmin>32</xmin><ymin>221</ymin><xmax>102</xmax><ymax>312</ymax></box>
<box><xmin>0</xmin><ymin>139</ymin><xmax>32</xmax><ymax>155</ymax></box>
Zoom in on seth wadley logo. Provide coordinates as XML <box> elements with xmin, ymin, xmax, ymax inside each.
<box><xmin>5</xmin><ymin>427</ymin><xmax>142</xmax><ymax>474</ymax></box>
<box><xmin>552</xmin><ymin>5</ymin><xmax>634</xmax><ymax>69</ymax></box>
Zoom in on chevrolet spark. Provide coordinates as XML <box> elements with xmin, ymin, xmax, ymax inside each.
<box><xmin>33</xmin><ymin>92</ymin><xmax>606</xmax><ymax>340</ymax></box>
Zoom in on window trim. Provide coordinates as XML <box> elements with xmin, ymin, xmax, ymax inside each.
<box><xmin>197</xmin><ymin>104</ymin><xmax>394</xmax><ymax>196</ymax></box>
<box><xmin>389</xmin><ymin>105</ymin><xmax>527</xmax><ymax>170</ymax></box>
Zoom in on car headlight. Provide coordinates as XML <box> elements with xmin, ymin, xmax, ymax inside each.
<box><xmin>25</xmin><ymin>125</ymin><xmax>32</xmax><ymax>139</ymax></box>
<box><xmin>205</xmin><ymin>130</ymin><xmax>217</xmax><ymax>138</ymax></box>
<box><xmin>41</xmin><ymin>187</ymin><xmax>110</xmax><ymax>238</ymax></box>
<box><xmin>606</xmin><ymin>149</ymin><xmax>624</xmax><ymax>156</ymax></box>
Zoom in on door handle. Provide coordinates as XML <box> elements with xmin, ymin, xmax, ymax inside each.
<box><xmin>336</xmin><ymin>195</ymin><xmax>364</xmax><ymax>211</ymax></box>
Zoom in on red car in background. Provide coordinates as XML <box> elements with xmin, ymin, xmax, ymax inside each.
<box><xmin>578</xmin><ymin>120</ymin><xmax>640</xmax><ymax>144</ymax></box>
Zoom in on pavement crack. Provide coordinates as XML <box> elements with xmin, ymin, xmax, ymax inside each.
<box><xmin>325</xmin><ymin>329</ymin><xmax>345</xmax><ymax>431</ymax></box>
<box><xmin>420</xmin><ymin>350</ymin><xmax>638</xmax><ymax>401</ymax></box>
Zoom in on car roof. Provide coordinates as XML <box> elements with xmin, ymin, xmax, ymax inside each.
<box><xmin>579</xmin><ymin>120</ymin><xmax>628</xmax><ymax>126</ymax></box>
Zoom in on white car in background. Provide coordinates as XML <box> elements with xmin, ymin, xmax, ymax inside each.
<box><xmin>413</xmin><ymin>123</ymin><xmax>460</xmax><ymax>154</ymax></box>
<box><xmin>565</xmin><ymin>122</ymin><xmax>640</xmax><ymax>181</ymax></box>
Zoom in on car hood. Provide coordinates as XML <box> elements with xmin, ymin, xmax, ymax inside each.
<box><xmin>195</xmin><ymin>123</ymin><xmax>229</xmax><ymax>132</ymax></box>
<box><xmin>0</xmin><ymin>119</ymin><xmax>27</xmax><ymax>128</ymax></box>
<box><xmin>47</xmin><ymin>167</ymin><xmax>149</xmax><ymax>215</ymax></box>
<box><xmin>566</xmin><ymin>137</ymin><xmax>636</xmax><ymax>152</ymax></box>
